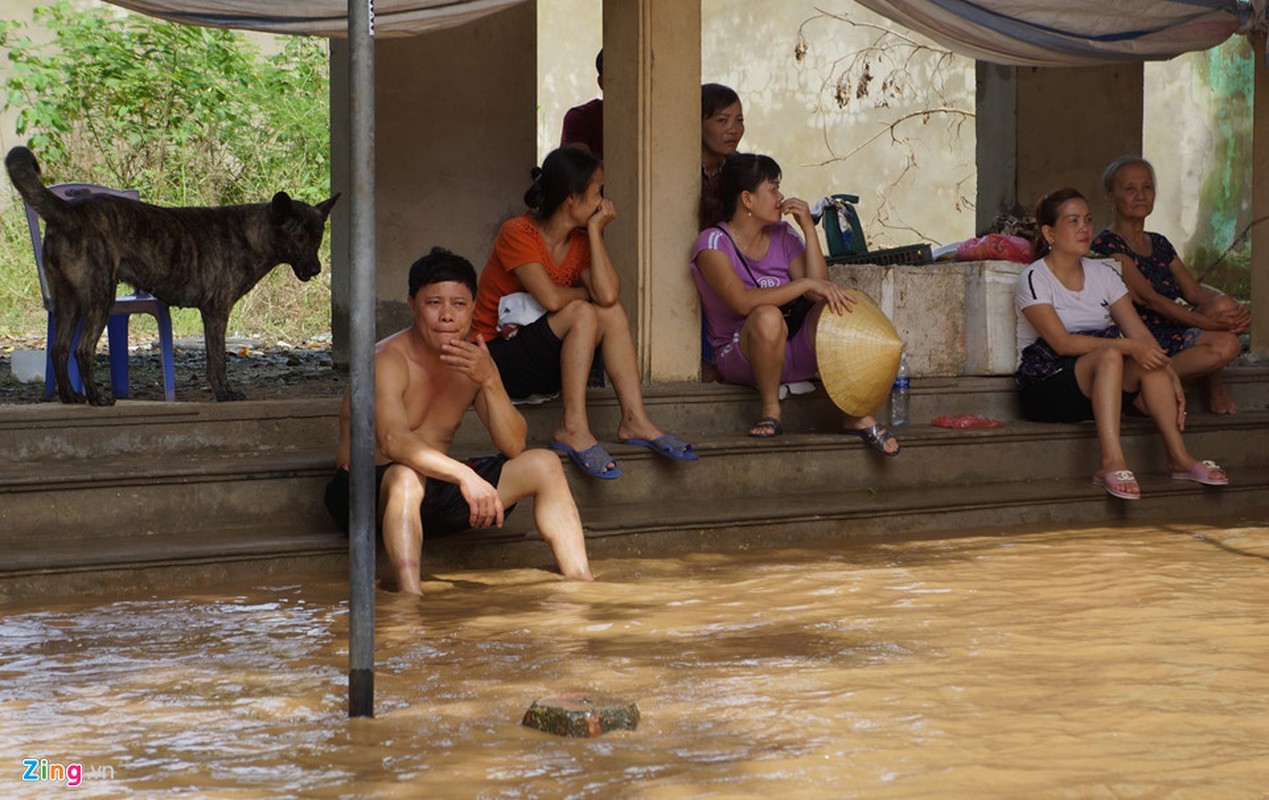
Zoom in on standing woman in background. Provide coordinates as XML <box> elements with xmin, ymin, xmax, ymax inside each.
<box><xmin>697</xmin><ymin>83</ymin><xmax>747</xmax><ymax>381</ymax></box>
<box><xmin>698</xmin><ymin>83</ymin><xmax>745</xmax><ymax>231</ymax></box>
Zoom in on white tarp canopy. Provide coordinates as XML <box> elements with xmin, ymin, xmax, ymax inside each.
<box><xmin>108</xmin><ymin>1</ymin><xmax>1262</xmax><ymax>63</ymax></box>
<box><xmin>854</xmin><ymin>0</ymin><xmax>1261</xmax><ymax>66</ymax></box>
<box><xmin>106</xmin><ymin>0</ymin><xmax>528</xmax><ymax>38</ymax></box>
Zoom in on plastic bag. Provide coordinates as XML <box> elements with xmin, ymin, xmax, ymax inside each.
<box><xmin>931</xmin><ymin>414</ymin><xmax>1005</xmax><ymax>429</ymax></box>
<box><xmin>497</xmin><ymin>291</ymin><xmax>548</xmax><ymax>339</ymax></box>
<box><xmin>954</xmin><ymin>234</ymin><xmax>1032</xmax><ymax>263</ymax></box>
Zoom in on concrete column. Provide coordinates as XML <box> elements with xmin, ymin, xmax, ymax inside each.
<box><xmin>1252</xmin><ymin>33</ymin><xmax>1268</xmax><ymax>357</ymax></box>
<box><xmin>328</xmin><ymin>3</ymin><xmax>538</xmax><ymax>359</ymax></box>
<box><xmin>601</xmin><ymin>0</ymin><xmax>702</xmax><ymax>382</ymax></box>
<box><xmin>975</xmin><ymin>63</ymin><xmax>1018</xmax><ymax>233</ymax></box>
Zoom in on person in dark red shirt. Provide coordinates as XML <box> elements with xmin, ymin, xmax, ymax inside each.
<box><xmin>560</xmin><ymin>50</ymin><xmax>603</xmax><ymax>157</ymax></box>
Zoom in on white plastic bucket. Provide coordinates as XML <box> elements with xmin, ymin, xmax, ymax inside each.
<box><xmin>10</xmin><ymin>349</ymin><xmax>46</xmax><ymax>384</ymax></box>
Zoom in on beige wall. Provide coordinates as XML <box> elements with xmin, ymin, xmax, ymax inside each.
<box><xmin>539</xmin><ymin>0</ymin><xmax>978</xmax><ymax>250</ymax></box>
<box><xmin>1015</xmin><ymin>64</ymin><xmax>1144</xmax><ymax>223</ymax></box>
<box><xmin>536</xmin><ymin>1</ymin><xmax>603</xmax><ymax>156</ymax></box>
<box><xmin>333</xmin><ymin>3</ymin><xmax>538</xmax><ymax>340</ymax></box>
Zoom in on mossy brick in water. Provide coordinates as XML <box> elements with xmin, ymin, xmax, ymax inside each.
<box><xmin>522</xmin><ymin>694</ymin><xmax>640</xmax><ymax>737</ymax></box>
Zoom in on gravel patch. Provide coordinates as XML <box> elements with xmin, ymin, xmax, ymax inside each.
<box><xmin>0</xmin><ymin>334</ymin><xmax>347</xmax><ymax>404</ymax></box>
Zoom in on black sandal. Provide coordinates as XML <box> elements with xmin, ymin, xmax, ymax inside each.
<box><xmin>749</xmin><ymin>416</ymin><xmax>783</xmax><ymax>438</ymax></box>
<box><xmin>840</xmin><ymin>422</ymin><xmax>900</xmax><ymax>456</ymax></box>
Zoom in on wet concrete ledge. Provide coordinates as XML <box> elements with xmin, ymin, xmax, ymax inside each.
<box><xmin>2</xmin><ymin>372</ymin><xmax>1268</xmax><ymax>602</ymax></box>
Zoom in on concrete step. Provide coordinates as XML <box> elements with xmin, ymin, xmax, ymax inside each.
<box><xmin>8</xmin><ymin>465</ymin><xmax>1265</xmax><ymax>602</ymax></box>
<box><xmin>564</xmin><ymin>410</ymin><xmax>1269</xmax><ymax>507</ymax></box>
<box><xmin>431</xmin><ymin>469</ymin><xmax>1269</xmax><ymax>570</ymax></box>
<box><xmin>0</xmin><ymin>398</ymin><xmax>340</xmax><ymax>463</ymax></box>
<box><xmin>5</xmin><ymin>366</ymin><xmax>1265</xmax><ymax>461</ymax></box>
<box><xmin>4</xmin><ymin>410</ymin><xmax>1263</xmax><ymax>543</ymax></box>
<box><xmin>3</xmin><ymin>368</ymin><xmax>1267</xmax><ymax>600</ymax></box>
<box><xmin>0</xmin><ymin>525</ymin><xmax>348</xmax><ymax>603</ymax></box>
<box><xmin>0</xmin><ymin>450</ymin><xmax>336</xmax><ymax>543</ymax></box>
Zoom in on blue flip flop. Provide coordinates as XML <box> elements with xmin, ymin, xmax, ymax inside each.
<box><xmin>548</xmin><ymin>440</ymin><xmax>623</xmax><ymax>480</ymax></box>
<box><xmin>619</xmin><ymin>433</ymin><xmax>699</xmax><ymax>462</ymax></box>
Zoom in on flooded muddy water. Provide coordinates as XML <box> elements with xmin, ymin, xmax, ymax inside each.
<box><xmin>3</xmin><ymin>521</ymin><xmax>1269</xmax><ymax>798</ymax></box>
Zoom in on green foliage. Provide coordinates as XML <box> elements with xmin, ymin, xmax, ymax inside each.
<box><xmin>0</xmin><ymin>209</ymin><xmax>43</xmax><ymax>340</ymax></box>
<box><xmin>1</xmin><ymin>1</ymin><xmax>332</xmax><ymax>344</ymax></box>
<box><xmin>1192</xmin><ymin>244</ymin><xmax>1252</xmax><ymax>303</ymax></box>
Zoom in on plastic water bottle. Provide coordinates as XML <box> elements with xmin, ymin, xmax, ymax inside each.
<box><xmin>890</xmin><ymin>352</ymin><xmax>910</xmax><ymax>427</ymax></box>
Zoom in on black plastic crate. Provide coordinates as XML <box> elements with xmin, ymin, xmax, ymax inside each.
<box><xmin>826</xmin><ymin>243</ymin><xmax>933</xmax><ymax>267</ymax></box>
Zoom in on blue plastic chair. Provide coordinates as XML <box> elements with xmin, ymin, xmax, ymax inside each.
<box><xmin>23</xmin><ymin>183</ymin><xmax>176</xmax><ymax>402</ymax></box>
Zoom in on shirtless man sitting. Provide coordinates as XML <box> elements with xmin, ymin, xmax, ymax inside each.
<box><xmin>324</xmin><ymin>247</ymin><xmax>594</xmax><ymax>593</ymax></box>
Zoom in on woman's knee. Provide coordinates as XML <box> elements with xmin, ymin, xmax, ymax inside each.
<box><xmin>1201</xmin><ymin>331</ymin><xmax>1241</xmax><ymax>364</ymax></box>
<box><xmin>593</xmin><ymin>299</ymin><xmax>630</xmax><ymax>327</ymax></box>
<box><xmin>553</xmin><ymin>299</ymin><xmax>599</xmax><ymax>336</ymax></box>
<box><xmin>1086</xmin><ymin>344</ymin><xmax>1123</xmax><ymax>373</ymax></box>
<box><xmin>745</xmin><ymin>304</ymin><xmax>787</xmax><ymax>343</ymax></box>
<box><xmin>1198</xmin><ymin>293</ymin><xmax>1238</xmax><ymax>316</ymax></box>
<box><xmin>1079</xmin><ymin>345</ymin><xmax>1124</xmax><ymax>390</ymax></box>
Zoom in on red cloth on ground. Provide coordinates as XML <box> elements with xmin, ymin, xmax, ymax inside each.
<box><xmin>931</xmin><ymin>414</ymin><xmax>1005</xmax><ymax>429</ymax></box>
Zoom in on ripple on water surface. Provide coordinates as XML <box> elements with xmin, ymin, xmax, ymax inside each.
<box><xmin>3</xmin><ymin>523</ymin><xmax>1269</xmax><ymax>798</ymax></box>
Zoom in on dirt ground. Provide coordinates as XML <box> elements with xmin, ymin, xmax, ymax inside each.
<box><xmin>0</xmin><ymin>334</ymin><xmax>347</xmax><ymax>404</ymax></box>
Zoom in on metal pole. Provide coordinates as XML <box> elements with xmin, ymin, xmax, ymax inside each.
<box><xmin>347</xmin><ymin>0</ymin><xmax>376</xmax><ymax>719</ymax></box>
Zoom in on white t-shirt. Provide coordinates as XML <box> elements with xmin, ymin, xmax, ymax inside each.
<box><xmin>1015</xmin><ymin>257</ymin><xmax>1128</xmax><ymax>356</ymax></box>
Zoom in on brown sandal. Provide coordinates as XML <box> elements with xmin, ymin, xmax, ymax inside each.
<box><xmin>748</xmin><ymin>416</ymin><xmax>783</xmax><ymax>438</ymax></box>
<box><xmin>840</xmin><ymin>422</ymin><xmax>900</xmax><ymax>456</ymax></box>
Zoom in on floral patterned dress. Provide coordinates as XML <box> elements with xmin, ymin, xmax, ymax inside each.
<box><xmin>1091</xmin><ymin>229</ymin><xmax>1196</xmax><ymax>355</ymax></box>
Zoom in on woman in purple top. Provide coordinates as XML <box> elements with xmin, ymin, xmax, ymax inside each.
<box><xmin>1092</xmin><ymin>156</ymin><xmax>1248</xmax><ymax>414</ymax></box>
<box><xmin>691</xmin><ymin>153</ymin><xmax>899</xmax><ymax>454</ymax></box>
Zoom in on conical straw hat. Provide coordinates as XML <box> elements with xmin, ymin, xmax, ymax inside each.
<box><xmin>815</xmin><ymin>289</ymin><xmax>903</xmax><ymax>417</ymax></box>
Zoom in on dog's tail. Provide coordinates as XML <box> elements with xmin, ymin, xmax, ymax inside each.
<box><xmin>5</xmin><ymin>146</ymin><xmax>68</xmax><ymax>224</ymax></box>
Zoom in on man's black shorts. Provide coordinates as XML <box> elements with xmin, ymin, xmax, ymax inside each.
<box><xmin>322</xmin><ymin>455</ymin><xmax>515</xmax><ymax>537</ymax></box>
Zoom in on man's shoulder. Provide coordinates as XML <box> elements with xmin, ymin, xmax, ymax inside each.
<box><xmin>372</xmin><ymin>331</ymin><xmax>416</xmax><ymax>386</ymax></box>
<box><xmin>375</xmin><ymin>328</ymin><xmax>413</xmax><ymax>358</ymax></box>
<box><xmin>566</xmin><ymin>97</ymin><xmax>603</xmax><ymax>115</ymax></box>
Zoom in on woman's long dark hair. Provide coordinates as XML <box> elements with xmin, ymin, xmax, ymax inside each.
<box><xmin>1032</xmin><ymin>187</ymin><xmax>1085</xmax><ymax>260</ymax></box>
<box><xmin>701</xmin><ymin>153</ymin><xmax>781</xmax><ymax>229</ymax></box>
<box><xmin>524</xmin><ymin>147</ymin><xmax>602</xmax><ymax>221</ymax></box>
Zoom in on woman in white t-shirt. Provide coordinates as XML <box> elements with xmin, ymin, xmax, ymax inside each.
<box><xmin>1014</xmin><ymin>188</ymin><xmax>1228</xmax><ymax>500</ymax></box>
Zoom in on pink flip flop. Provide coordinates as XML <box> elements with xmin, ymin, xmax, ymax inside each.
<box><xmin>1170</xmin><ymin>459</ymin><xmax>1229</xmax><ymax>486</ymax></box>
<box><xmin>1092</xmin><ymin>469</ymin><xmax>1140</xmax><ymax>500</ymax></box>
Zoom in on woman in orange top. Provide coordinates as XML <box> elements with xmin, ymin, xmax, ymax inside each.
<box><xmin>473</xmin><ymin>147</ymin><xmax>696</xmax><ymax>480</ymax></box>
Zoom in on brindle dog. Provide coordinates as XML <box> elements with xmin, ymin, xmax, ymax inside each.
<box><xmin>6</xmin><ymin>146</ymin><xmax>339</xmax><ymax>404</ymax></box>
